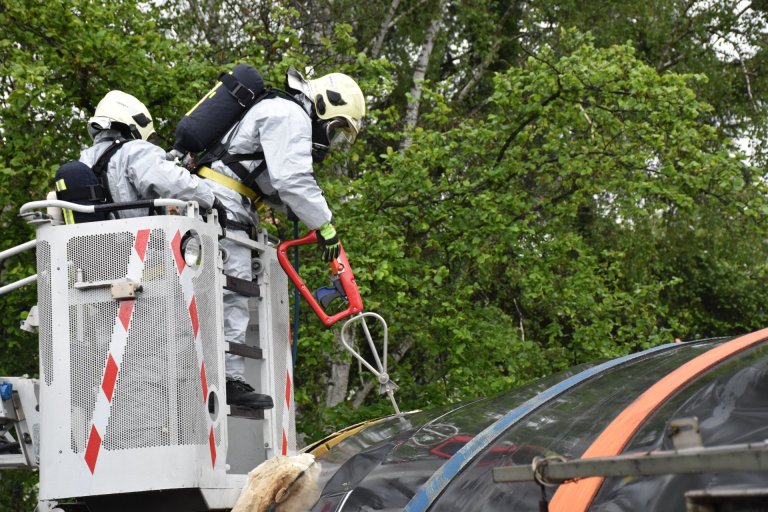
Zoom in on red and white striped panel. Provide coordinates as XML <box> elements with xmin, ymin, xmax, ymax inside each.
<box><xmin>281</xmin><ymin>328</ymin><xmax>294</xmax><ymax>455</ymax></box>
<box><xmin>170</xmin><ymin>230</ymin><xmax>217</xmax><ymax>468</ymax></box>
<box><xmin>84</xmin><ymin>229</ymin><xmax>150</xmax><ymax>474</ymax></box>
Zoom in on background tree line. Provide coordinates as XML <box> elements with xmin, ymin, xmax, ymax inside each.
<box><xmin>1</xmin><ymin>0</ymin><xmax>766</xmax><ymax>507</ymax></box>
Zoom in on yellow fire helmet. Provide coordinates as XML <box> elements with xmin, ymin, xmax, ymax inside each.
<box><xmin>88</xmin><ymin>90</ymin><xmax>156</xmax><ymax>141</ymax></box>
<box><xmin>291</xmin><ymin>71</ymin><xmax>366</xmax><ymax>144</ymax></box>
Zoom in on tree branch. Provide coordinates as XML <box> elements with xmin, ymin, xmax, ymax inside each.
<box><xmin>493</xmin><ymin>90</ymin><xmax>561</xmax><ymax>166</ymax></box>
<box><xmin>369</xmin><ymin>0</ymin><xmax>401</xmax><ymax>59</ymax></box>
<box><xmin>455</xmin><ymin>0</ymin><xmax>522</xmax><ymax>103</ymax></box>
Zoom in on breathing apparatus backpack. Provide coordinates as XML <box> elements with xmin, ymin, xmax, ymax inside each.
<box><xmin>172</xmin><ymin>63</ymin><xmax>306</xmax><ymax>203</ymax></box>
<box><xmin>173</xmin><ymin>64</ymin><xmax>266</xmax><ymax>156</ymax></box>
<box><xmin>54</xmin><ymin>138</ymin><xmax>128</xmax><ymax>223</ymax></box>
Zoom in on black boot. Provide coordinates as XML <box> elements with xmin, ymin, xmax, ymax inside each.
<box><xmin>226</xmin><ymin>378</ymin><xmax>274</xmax><ymax>410</ymax></box>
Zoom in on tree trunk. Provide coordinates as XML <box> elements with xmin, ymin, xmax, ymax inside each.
<box><xmin>455</xmin><ymin>1</ymin><xmax>521</xmax><ymax>103</ymax></box>
<box><xmin>369</xmin><ymin>0</ymin><xmax>402</xmax><ymax>59</ymax></box>
<box><xmin>325</xmin><ymin>329</ymin><xmax>352</xmax><ymax>407</ymax></box>
<box><xmin>401</xmin><ymin>0</ymin><xmax>447</xmax><ymax>150</ymax></box>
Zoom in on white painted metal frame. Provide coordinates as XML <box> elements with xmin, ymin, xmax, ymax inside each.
<box><xmin>33</xmin><ymin>209</ymin><xmax>230</xmax><ymax>500</ymax></box>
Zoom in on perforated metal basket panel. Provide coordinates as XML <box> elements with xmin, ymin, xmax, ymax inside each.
<box><xmin>67</xmin><ymin>232</ymin><xmax>132</xmax><ymax>286</ymax></box>
<box><xmin>36</xmin><ymin>241</ymin><xmax>53</xmax><ymax>386</ymax></box>
<box><xmin>195</xmin><ymin>232</ymin><xmax>220</xmax><ymax>393</ymax></box>
<box><xmin>269</xmin><ymin>257</ymin><xmax>294</xmax><ymax>449</ymax></box>
<box><xmin>68</xmin><ymin>233</ymin><xmax>131</xmax><ymax>452</ymax></box>
<box><xmin>69</xmin><ymin>300</ymin><xmax>116</xmax><ymax>452</ymax></box>
<box><xmin>67</xmin><ymin>228</ymin><xmax>215</xmax><ymax>453</ymax></box>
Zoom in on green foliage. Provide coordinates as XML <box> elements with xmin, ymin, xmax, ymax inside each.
<box><xmin>1</xmin><ymin>0</ymin><xmax>767</xmax><ymax>494</ymax></box>
<box><xmin>0</xmin><ymin>469</ymin><xmax>38</xmax><ymax>511</ymax></box>
<box><xmin>297</xmin><ymin>31</ymin><xmax>767</xmax><ymax>437</ymax></box>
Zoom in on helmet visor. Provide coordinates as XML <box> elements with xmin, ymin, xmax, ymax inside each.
<box><xmin>326</xmin><ymin>117</ymin><xmax>357</xmax><ymax>145</ymax></box>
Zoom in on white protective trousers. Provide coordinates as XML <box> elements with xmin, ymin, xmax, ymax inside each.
<box><xmin>220</xmin><ymin>234</ymin><xmax>252</xmax><ymax>380</ymax></box>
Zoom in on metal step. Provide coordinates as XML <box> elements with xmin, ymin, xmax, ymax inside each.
<box><xmin>228</xmin><ymin>406</ymin><xmax>265</xmax><ymax>419</ymax></box>
<box><xmin>225</xmin><ymin>343</ymin><xmax>262</xmax><ymax>360</ymax></box>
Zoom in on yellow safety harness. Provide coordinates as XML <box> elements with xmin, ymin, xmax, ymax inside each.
<box><xmin>54</xmin><ymin>179</ymin><xmax>76</xmax><ymax>225</ymax></box>
<box><xmin>196</xmin><ymin>166</ymin><xmax>261</xmax><ymax>203</ymax></box>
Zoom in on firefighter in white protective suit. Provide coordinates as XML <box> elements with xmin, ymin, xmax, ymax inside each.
<box><xmin>76</xmin><ymin>90</ymin><xmax>222</xmax><ymax>218</ymax></box>
<box><xmin>195</xmin><ymin>69</ymin><xmax>366</xmax><ymax>409</ymax></box>
<box><xmin>62</xmin><ymin>91</ymin><xmax>224</xmax><ymax>447</ymax></box>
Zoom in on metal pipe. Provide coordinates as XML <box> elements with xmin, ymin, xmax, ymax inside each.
<box><xmin>21</xmin><ymin>199</ymin><xmax>94</xmax><ymax>214</ymax></box>
<box><xmin>493</xmin><ymin>442</ymin><xmax>768</xmax><ymax>483</ymax></box>
<box><xmin>0</xmin><ymin>454</ymin><xmax>28</xmax><ymax>469</ymax></box>
<box><xmin>292</xmin><ymin>220</ymin><xmax>300</xmax><ymax>364</ymax></box>
<box><xmin>20</xmin><ymin>198</ymin><xmax>189</xmax><ymax>214</ymax></box>
<box><xmin>0</xmin><ymin>240</ymin><xmax>37</xmax><ymax>264</ymax></box>
<box><xmin>0</xmin><ymin>275</ymin><xmax>38</xmax><ymax>296</ymax></box>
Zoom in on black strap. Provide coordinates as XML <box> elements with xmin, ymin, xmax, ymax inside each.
<box><xmin>55</xmin><ymin>184</ymin><xmax>107</xmax><ymax>202</ymax></box>
<box><xmin>221</xmin><ymin>88</ymin><xmax>306</xmax><ymax>196</ymax></box>
<box><xmin>219</xmin><ymin>72</ymin><xmax>260</xmax><ymax>108</ymax></box>
<box><xmin>196</xmin><ymin>126</ymin><xmax>265</xmax><ymax>168</ymax></box>
<box><xmin>226</xmin><ymin>219</ymin><xmax>251</xmax><ymax>232</ymax></box>
<box><xmin>91</xmin><ymin>138</ymin><xmax>151</xmax><ymax>219</ymax></box>
<box><xmin>196</xmin><ymin>87</ymin><xmax>309</xmax><ymax>203</ymax></box>
<box><xmin>221</xmin><ymin>157</ymin><xmax>268</xmax><ymax>190</ymax></box>
<box><xmin>267</xmin><ymin>87</ymin><xmax>307</xmax><ymax>109</ymax></box>
<box><xmin>92</xmin><ymin>138</ymin><xmax>127</xmax><ymax>176</ymax></box>
<box><xmin>92</xmin><ymin>199</ymin><xmax>158</xmax><ymax>213</ymax></box>
<box><xmin>224</xmin><ymin>275</ymin><xmax>260</xmax><ymax>298</ymax></box>
<box><xmin>226</xmin><ymin>343</ymin><xmax>263</xmax><ymax>360</ymax></box>
<box><xmin>92</xmin><ymin>138</ymin><xmax>128</xmax><ymax>203</ymax></box>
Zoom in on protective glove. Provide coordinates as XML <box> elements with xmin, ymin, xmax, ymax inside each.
<box><xmin>166</xmin><ymin>149</ymin><xmax>197</xmax><ymax>170</ymax></box>
<box><xmin>317</xmin><ymin>222</ymin><xmax>341</xmax><ymax>262</ymax></box>
<box><xmin>211</xmin><ymin>198</ymin><xmax>228</xmax><ymax>232</ymax></box>
<box><xmin>166</xmin><ymin>148</ymin><xmax>184</xmax><ymax>162</ymax></box>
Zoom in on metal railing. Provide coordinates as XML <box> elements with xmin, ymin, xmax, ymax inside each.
<box><xmin>0</xmin><ymin>198</ymin><xmax>199</xmax><ymax>297</ymax></box>
<box><xmin>492</xmin><ymin>441</ymin><xmax>768</xmax><ymax>484</ymax></box>
<box><xmin>0</xmin><ymin>240</ymin><xmax>38</xmax><ymax>296</ymax></box>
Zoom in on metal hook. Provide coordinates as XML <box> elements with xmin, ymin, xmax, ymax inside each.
<box><xmin>340</xmin><ymin>312</ymin><xmax>401</xmax><ymax>415</ymax></box>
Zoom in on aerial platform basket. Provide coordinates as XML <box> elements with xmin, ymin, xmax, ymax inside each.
<box><xmin>34</xmin><ymin>208</ymin><xmax>234</xmax><ymax>502</ymax></box>
<box><xmin>0</xmin><ymin>198</ymin><xmax>297</xmax><ymax>511</ymax></box>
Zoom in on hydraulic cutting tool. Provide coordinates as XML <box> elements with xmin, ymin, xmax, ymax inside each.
<box><xmin>277</xmin><ymin>231</ymin><xmax>401</xmax><ymax>415</ymax></box>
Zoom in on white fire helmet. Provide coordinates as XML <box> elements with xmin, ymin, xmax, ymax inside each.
<box><xmin>88</xmin><ymin>90</ymin><xmax>156</xmax><ymax>141</ymax></box>
<box><xmin>287</xmin><ymin>69</ymin><xmax>366</xmax><ymax>143</ymax></box>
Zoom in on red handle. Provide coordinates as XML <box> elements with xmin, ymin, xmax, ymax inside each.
<box><xmin>277</xmin><ymin>231</ymin><xmax>364</xmax><ymax>326</ymax></box>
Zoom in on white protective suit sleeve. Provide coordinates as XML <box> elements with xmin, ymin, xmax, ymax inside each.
<box><xmin>256</xmin><ymin>100</ymin><xmax>332</xmax><ymax>229</ymax></box>
<box><xmin>115</xmin><ymin>139</ymin><xmax>216</xmax><ymax>210</ymax></box>
<box><xmin>81</xmin><ymin>134</ymin><xmax>215</xmax><ymax>218</ymax></box>
<box><xmin>215</xmin><ymin>97</ymin><xmax>333</xmax><ymax>229</ymax></box>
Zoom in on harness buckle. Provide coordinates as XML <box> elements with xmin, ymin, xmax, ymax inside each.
<box><xmin>230</xmin><ymin>83</ymin><xmax>256</xmax><ymax>108</ymax></box>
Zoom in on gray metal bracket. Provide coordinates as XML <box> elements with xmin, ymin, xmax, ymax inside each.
<box><xmin>493</xmin><ymin>441</ymin><xmax>768</xmax><ymax>485</ymax></box>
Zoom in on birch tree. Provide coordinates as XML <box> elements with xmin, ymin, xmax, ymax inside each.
<box><xmin>401</xmin><ymin>0</ymin><xmax>447</xmax><ymax>149</ymax></box>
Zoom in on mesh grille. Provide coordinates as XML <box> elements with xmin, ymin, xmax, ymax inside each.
<box><xmin>195</xmin><ymin>232</ymin><xmax>219</xmax><ymax>393</ymax></box>
<box><xmin>270</xmin><ymin>258</ymin><xmax>294</xmax><ymax>447</ymax></box>
<box><xmin>69</xmin><ymin>300</ymin><xmax>117</xmax><ymax>452</ymax></box>
<box><xmin>67</xmin><ymin>232</ymin><xmax>131</xmax><ymax>286</ymax></box>
<box><xmin>67</xmin><ymin>228</ymin><xmax>213</xmax><ymax>453</ymax></box>
<box><xmin>36</xmin><ymin>241</ymin><xmax>53</xmax><ymax>386</ymax></box>
<box><xmin>68</xmin><ymin>232</ymin><xmax>133</xmax><ymax>453</ymax></box>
